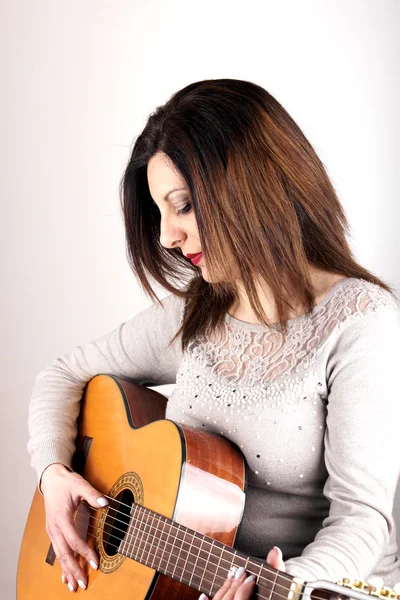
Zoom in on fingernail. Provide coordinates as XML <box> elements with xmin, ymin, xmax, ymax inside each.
<box><xmin>245</xmin><ymin>575</ymin><xmax>256</xmax><ymax>583</ymax></box>
<box><xmin>228</xmin><ymin>566</ymin><xmax>237</xmax><ymax>579</ymax></box>
<box><xmin>68</xmin><ymin>582</ymin><xmax>74</xmax><ymax>592</ymax></box>
<box><xmin>62</xmin><ymin>574</ymin><xmax>66</xmax><ymax>584</ymax></box>
<box><xmin>97</xmin><ymin>497</ymin><xmax>108</xmax><ymax>507</ymax></box>
<box><xmin>235</xmin><ymin>566</ymin><xmax>245</xmax><ymax>579</ymax></box>
<box><xmin>90</xmin><ymin>560</ymin><xmax>98</xmax><ymax>570</ymax></box>
<box><xmin>274</xmin><ymin>546</ymin><xmax>283</xmax><ymax>560</ymax></box>
<box><xmin>78</xmin><ymin>580</ymin><xmax>86</xmax><ymax>590</ymax></box>
<box><xmin>199</xmin><ymin>595</ymin><xmax>207</xmax><ymax>600</ymax></box>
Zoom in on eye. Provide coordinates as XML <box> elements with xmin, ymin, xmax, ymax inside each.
<box><xmin>176</xmin><ymin>202</ymin><xmax>192</xmax><ymax>216</ymax></box>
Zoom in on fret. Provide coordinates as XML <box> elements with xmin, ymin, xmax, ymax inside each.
<box><xmin>233</xmin><ymin>553</ymin><xmax>247</xmax><ymax>569</ymax></box>
<box><xmin>149</xmin><ymin>514</ymin><xmax>167</xmax><ymax>570</ymax></box>
<box><xmin>119</xmin><ymin>504</ymin><xmax>298</xmax><ymax>600</ymax></box>
<box><xmin>220</xmin><ymin>546</ymin><xmax>234</xmax><ymax>579</ymax></box>
<box><xmin>262</xmin><ymin>561</ymin><xmax>278</xmax><ymax>600</ymax></box>
<box><xmin>169</xmin><ymin>523</ymin><xmax>182</xmax><ymax>578</ymax></box>
<box><xmin>161</xmin><ymin>523</ymin><xmax>182</xmax><ymax>577</ymax></box>
<box><xmin>229</xmin><ymin>549</ymin><xmax>238</xmax><ymax>572</ymax></box>
<box><xmin>199</xmin><ymin>538</ymin><xmax>215</xmax><ymax>591</ymax></box>
<box><xmin>188</xmin><ymin>536</ymin><xmax>206</xmax><ymax>589</ymax></box>
<box><xmin>179</xmin><ymin>524</ymin><xmax>195</xmax><ymax>583</ymax></box>
<box><xmin>170</xmin><ymin>524</ymin><xmax>189</xmax><ymax>580</ymax></box>
<box><xmin>156</xmin><ymin>518</ymin><xmax>174</xmax><ymax>573</ymax></box>
<box><xmin>122</xmin><ymin>502</ymin><xmax>138</xmax><ymax>558</ymax></box>
<box><xmin>208</xmin><ymin>543</ymin><xmax>224</xmax><ymax>597</ymax></box>
<box><xmin>124</xmin><ymin>504</ymin><xmax>137</xmax><ymax>559</ymax></box>
<box><xmin>135</xmin><ymin>505</ymin><xmax>148</xmax><ymax>562</ymax></box>
<box><xmin>163</xmin><ymin>521</ymin><xmax>180</xmax><ymax>576</ymax></box>
<box><xmin>268</xmin><ymin>563</ymin><xmax>279</xmax><ymax>600</ymax></box>
<box><xmin>140</xmin><ymin>508</ymin><xmax>155</xmax><ymax>565</ymax></box>
<box><xmin>276</xmin><ymin>570</ymin><xmax>295</xmax><ymax>600</ymax></box>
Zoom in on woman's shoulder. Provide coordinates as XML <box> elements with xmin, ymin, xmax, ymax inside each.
<box><xmin>325</xmin><ymin>277</ymin><xmax>400</xmax><ymax>323</ymax></box>
<box><xmin>318</xmin><ymin>277</ymin><xmax>400</xmax><ymax>351</ymax></box>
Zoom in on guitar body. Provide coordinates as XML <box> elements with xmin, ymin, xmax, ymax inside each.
<box><xmin>17</xmin><ymin>375</ymin><xmax>247</xmax><ymax>599</ymax></box>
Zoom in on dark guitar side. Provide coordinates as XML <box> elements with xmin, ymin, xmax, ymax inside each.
<box><xmin>17</xmin><ymin>375</ymin><xmax>247</xmax><ymax>599</ymax></box>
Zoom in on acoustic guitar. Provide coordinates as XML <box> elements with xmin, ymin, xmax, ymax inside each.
<box><xmin>17</xmin><ymin>374</ymin><xmax>398</xmax><ymax>599</ymax></box>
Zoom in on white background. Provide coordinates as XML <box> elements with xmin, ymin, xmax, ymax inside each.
<box><xmin>1</xmin><ymin>0</ymin><xmax>399</xmax><ymax>598</ymax></box>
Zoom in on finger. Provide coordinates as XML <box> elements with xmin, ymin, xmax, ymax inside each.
<box><xmin>234</xmin><ymin>574</ymin><xmax>257</xmax><ymax>599</ymax></box>
<box><xmin>198</xmin><ymin>577</ymin><xmax>256</xmax><ymax>600</ymax></box>
<box><xmin>75</xmin><ymin>478</ymin><xmax>109</xmax><ymax>510</ymax></box>
<box><xmin>51</xmin><ymin>537</ymin><xmax>68</xmax><ymax>589</ymax></box>
<box><xmin>202</xmin><ymin>568</ymin><xmax>236</xmax><ymax>600</ymax></box>
<box><xmin>223</xmin><ymin>567</ymin><xmax>250</xmax><ymax>599</ymax></box>
<box><xmin>266</xmin><ymin>546</ymin><xmax>285</xmax><ymax>571</ymax></box>
<box><xmin>50</xmin><ymin>526</ymin><xmax>86</xmax><ymax>592</ymax></box>
<box><xmin>63</xmin><ymin>513</ymin><xmax>99</xmax><ymax>573</ymax></box>
<box><xmin>200</xmin><ymin>566</ymin><xmax>247</xmax><ymax>600</ymax></box>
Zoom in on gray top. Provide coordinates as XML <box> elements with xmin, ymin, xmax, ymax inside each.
<box><xmin>28</xmin><ymin>277</ymin><xmax>400</xmax><ymax>586</ymax></box>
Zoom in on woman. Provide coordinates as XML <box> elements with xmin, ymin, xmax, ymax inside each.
<box><xmin>29</xmin><ymin>78</ymin><xmax>400</xmax><ymax>596</ymax></box>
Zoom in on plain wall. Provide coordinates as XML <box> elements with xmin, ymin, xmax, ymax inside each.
<box><xmin>1</xmin><ymin>0</ymin><xmax>399</xmax><ymax>598</ymax></box>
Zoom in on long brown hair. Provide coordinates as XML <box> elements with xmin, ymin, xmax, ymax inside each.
<box><xmin>119</xmin><ymin>78</ymin><xmax>395</xmax><ymax>353</ymax></box>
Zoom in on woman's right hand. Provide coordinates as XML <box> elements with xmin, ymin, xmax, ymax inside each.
<box><xmin>40</xmin><ymin>462</ymin><xmax>109</xmax><ymax>593</ymax></box>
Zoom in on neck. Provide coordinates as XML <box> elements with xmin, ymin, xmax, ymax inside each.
<box><xmin>229</xmin><ymin>268</ymin><xmax>344</xmax><ymax>325</ymax></box>
<box><xmin>118</xmin><ymin>502</ymin><xmax>303</xmax><ymax>600</ymax></box>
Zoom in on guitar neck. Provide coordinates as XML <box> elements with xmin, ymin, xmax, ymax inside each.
<box><xmin>118</xmin><ymin>502</ymin><xmax>302</xmax><ymax>600</ymax></box>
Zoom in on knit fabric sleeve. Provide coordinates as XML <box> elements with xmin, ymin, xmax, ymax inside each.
<box><xmin>284</xmin><ymin>304</ymin><xmax>400</xmax><ymax>583</ymax></box>
<box><xmin>27</xmin><ymin>293</ymin><xmax>184</xmax><ymax>493</ymax></box>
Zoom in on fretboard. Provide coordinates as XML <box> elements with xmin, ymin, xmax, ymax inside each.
<box><xmin>118</xmin><ymin>502</ymin><xmax>301</xmax><ymax>600</ymax></box>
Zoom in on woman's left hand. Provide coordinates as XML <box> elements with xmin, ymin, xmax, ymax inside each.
<box><xmin>198</xmin><ymin>546</ymin><xmax>285</xmax><ymax>600</ymax></box>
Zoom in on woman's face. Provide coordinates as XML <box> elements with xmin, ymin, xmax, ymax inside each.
<box><xmin>147</xmin><ymin>151</ymin><xmax>210</xmax><ymax>280</ymax></box>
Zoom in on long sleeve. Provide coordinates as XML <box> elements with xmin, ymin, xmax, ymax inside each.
<box><xmin>284</xmin><ymin>305</ymin><xmax>400</xmax><ymax>583</ymax></box>
<box><xmin>28</xmin><ymin>292</ymin><xmax>184</xmax><ymax>492</ymax></box>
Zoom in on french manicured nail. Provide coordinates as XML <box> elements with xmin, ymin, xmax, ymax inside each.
<box><xmin>90</xmin><ymin>560</ymin><xmax>98</xmax><ymax>570</ymax></box>
<box><xmin>61</xmin><ymin>574</ymin><xmax>66</xmax><ymax>584</ymax></box>
<box><xmin>97</xmin><ymin>497</ymin><xmax>108</xmax><ymax>507</ymax></box>
<box><xmin>78</xmin><ymin>580</ymin><xmax>86</xmax><ymax>590</ymax></box>
<box><xmin>68</xmin><ymin>582</ymin><xmax>74</xmax><ymax>592</ymax></box>
<box><xmin>274</xmin><ymin>546</ymin><xmax>283</xmax><ymax>560</ymax></box>
<box><xmin>199</xmin><ymin>594</ymin><xmax>207</xmax><ymax>600</ymax></box>
<box><xmin>235</xmin><ymin>567</ymin><xmax>245</xmax><ymax>579</ymax></box>
<box><xmin>245</xmin><ymin>575</ymin><xmax>256</xmax><ymax>583</ymax></box>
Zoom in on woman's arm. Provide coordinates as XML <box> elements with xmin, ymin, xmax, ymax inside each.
<box><xmin>28</xmin><ymin>293</ymin><xmax>184</xmax><ymax>492</ymax></box>
<box><xmin>284</xmin><ymin>305</ymin><xmax>400</xmax><ymax>584</ymax></box>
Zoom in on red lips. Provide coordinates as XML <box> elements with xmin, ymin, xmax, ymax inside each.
<box><xmin>187</xmin><ymin>252</ymin><xmax>203</xmax><ymax>265</ymax></box>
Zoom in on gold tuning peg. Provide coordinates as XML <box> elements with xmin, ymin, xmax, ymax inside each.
<box><xmin>336</xmin><ymin>578</ymin><xmax>352</xmax><ymax>587</ymax></box>
<box><xmin>379</xmin><ymin>586</ymin><xmax>396</xmax><ymax>598</ymax></box>
<box><xmin>334</xmin><ymin>578</ymin><xmax>398</xmax><ymax>599</ymax></box>
<box><xmin>334</xmin><ymin>578</ymin><xmax>397</xmax><ymax>597</ymax></box>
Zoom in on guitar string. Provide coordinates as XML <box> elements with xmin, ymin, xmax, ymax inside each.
<box><xmin>77</xmin><ymin>500</ymin><xmax>297</xmax><ymax>585</ymax></box>
<box><xmin>72</xmin><ymin>518</ymin><xmax>308</xmax><ymax>600</ymax></box>
<box><xmin>99</xmin><ymin>492</ymin><xmax>299</xmax><ymax>586</ymax></box>
<box><xmin>72</xmin><ymin>510</ymin><xmax>335</xmax><ymax>600</ymax></box>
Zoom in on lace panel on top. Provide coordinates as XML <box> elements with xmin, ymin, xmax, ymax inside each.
<box><xmin>185</xmin><ymin>279</ymin><xmax>398</xmax><ymax>387</ymax></box>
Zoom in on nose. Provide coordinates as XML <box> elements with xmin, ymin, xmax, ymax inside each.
<box><xmin>159</xmin><ymin>213</ymin><xmax>185</xmax><ymax>250</ymax></box>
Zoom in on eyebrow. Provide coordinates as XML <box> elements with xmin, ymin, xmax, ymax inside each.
<box><xmin>163</xmin><ymin>187</ymin><xmax>187</xmax><ymax>201</ymax></box>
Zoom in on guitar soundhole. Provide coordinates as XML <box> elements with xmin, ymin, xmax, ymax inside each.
<box><xmin>103</xmin><ymin>489</ymin><xmax>134</xmax><ymax>557</ymax></box>
<box><xmin>97</xmin><ymin>472</ymin><xmax>143</xmax><ymax>573</ymax></box>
